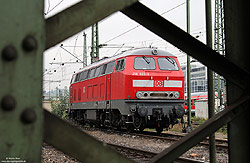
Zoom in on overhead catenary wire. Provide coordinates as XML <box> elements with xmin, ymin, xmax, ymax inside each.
<box><xmin>113</xmin><ymin>43</ymin><xmax>125</xmax><ymax>56</ymax></box>
<box><xmin>103</xmin><ymin>2</ymin><xmax>186</xmax><ymax>44</ymax></box>
<box><xmin>60</xmin><ymin>45</ymin><xmax>83</xmax><ymax>63</ymax></box>
<box><xmin>44</xmin><ymin>47</ymin><xmax>91</xmax><ymax>78</ymax></box>
<box><xmin>45</xmin><ymin>0</ymin><xmax>51</xmax><ymax>15</ymax></box>
<box><xmin>44</xmin><ymin>0</ymin><xmax>64</xmax><ymax>15</ymax></box>
<box><xmin>61</xmin><ymin>39</ymin><xmax>164</xmax><ymax>48</ymax></box>
<box><xmin>43</xmin><ymin>48</ymin><xmax>62</xmax><ymax>76</ymax></box>
<box><xmin>104</xmin><ymin>25</ymin><xmax>140</xmax><ymax>43</ymax></box>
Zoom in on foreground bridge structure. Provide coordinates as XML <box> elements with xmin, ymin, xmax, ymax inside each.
<box><xmin>0</xmin><ymin>0</ymin><xmax>249</xmax><ymax>162</ymax></box>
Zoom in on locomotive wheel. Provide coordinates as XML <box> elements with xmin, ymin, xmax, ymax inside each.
<box><xmin>133</xmin><ymin>116</ymin><xmax>142</xmax><ymax>129</ymax></box>
<box><xmin>126</xmin><ymin>124</ymin><xmax>134</xmax><ymax>133</ymax></box>
<box><xmin>139</xmin><ymin>126</ymin><xmax>145</xmax><ymax>132</ymax></box>
<box><xmin>156</xmin><ymin>127</ymin><xmax>163</xmax><ymax>134</ymax></box>
<box><xmin>79</xmin><ymin>120</ymin><xmax>85</xmax><ymax>126</ymax></box>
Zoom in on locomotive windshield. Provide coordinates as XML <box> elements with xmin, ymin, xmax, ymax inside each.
<box><xmin>158</xmin><ymin>57</ymin><xmax>179</xmax><ymax>70</ymax></box>
<box><xmin>134</xmin><ymin>57</ymin><xmax>156</xmax><ymax>70</ymax></box>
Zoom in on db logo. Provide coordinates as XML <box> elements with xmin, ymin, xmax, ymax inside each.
<box><xmin>154</xmin><ymin>80</ymin><xmax>164</xmax><ymax>87</ymax></box>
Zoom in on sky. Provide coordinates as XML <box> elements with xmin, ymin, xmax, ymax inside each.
<box><xmin>43</xmin><ymin>0</ymin><xmax>209</xmax><ymax>92</ymax></box>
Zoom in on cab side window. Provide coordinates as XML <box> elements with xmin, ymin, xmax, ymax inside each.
<box><xmin>95</xmin><ymin>66</ymin><xmax>102</xmax><ymax>77</ymax></box>
<box><xmin>74</xmin><ymin>73</ymin><xmax>80</xmax><ymax>82</ymax></box>
<box><xmin>115</xmin><ymin>58</ymin><xmax>125</xmax><ymax>72</ymax></box>
<box><xmin>105</xmin><ymin>61</ymin><xmax>115</xmax><ymax>74</ymax></box>
<box><xmin>79</xmin><ymin>70</ymin><xmax>88</xmax><ymax>81</ymax></box>
<box><xmin>88</xmin><ymin>68</ymin><xmax>96</xmax><ymax>79</ymax></box>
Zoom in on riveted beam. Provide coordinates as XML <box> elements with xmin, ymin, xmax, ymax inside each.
<box><xmin>122</xmin><ymin>2</ymin><xmax>250</xmax><ymax>91</ymax></box>
<box><xmin>0</xmin><ymin>0</ymin><xmax>44</xmax><ymax>162</ymax></box>
<box><xmin>150</xmin><ymin>95</ymin><xmax>250</xmax><ymax>163</ymax></box>
<box><xmin>44</xmin><ymin>110</ymin><xmax>133</xmax><ymax>163</ymax></box>
<box><xmin>45</xmin><ymin>0</ymin><xmax>138</xmax><ymax>49</ymax></box>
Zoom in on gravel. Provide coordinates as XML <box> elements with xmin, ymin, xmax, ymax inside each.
<box><xmin>42</xmin><ymin>143</ymin><xmax>79</xmax><ymax>163</ymax></box>
<box><xmin>42</xmin><ymin>130</ymin><xmax>228</xmax><ymax>163</ymax></box>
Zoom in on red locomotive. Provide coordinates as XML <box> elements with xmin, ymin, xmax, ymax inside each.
<box><xmin>68</xmin><ymin>48</ymin><xmax>185</xmax><ymax>133</ymax></box>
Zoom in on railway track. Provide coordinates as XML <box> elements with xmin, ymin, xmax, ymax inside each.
<box><xmin>139</xmin><ymin>131</ymin><xmax>228</xmax><ymax>149</ymax></box>
<box><xmin>71</xmin><ymin>124</ymin><xmax>228</xmax><ymax>162</ymax></box>
<box><xmin>108</xmin><ymin>143</ymin><xmax>205</xmax><ymax>163</ymax></box>
<box><xmin>82</xmin><ymin>126</ymin><xmax>228</xmax><ymax>150</ymax></box>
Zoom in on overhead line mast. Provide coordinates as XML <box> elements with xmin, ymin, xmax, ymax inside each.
<box><xmin>186</xmin><ymin>0</ymin><xmax>192</xmax><ymax>132</ymax></box>
<box><xmin>90</xmin><ymin>23</ymin><xmax>99</xmax><ymax>63</ymax></box>
<box><xmin>214</xmin><ymin>0</ymin><xmax>225</xmax><ymax>109</ymax></box>
<box><xmin>83</xmin><ymin>32</ymin><xmax>87</xmax><ymax>67</ymax></box>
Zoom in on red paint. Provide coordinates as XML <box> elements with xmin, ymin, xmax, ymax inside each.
<box><xmin>69</xmin><ymin>55</ymin><xmax>184</xmax><ymax>104</ymax></box>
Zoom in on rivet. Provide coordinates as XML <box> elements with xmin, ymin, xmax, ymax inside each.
<box><xmin>21</xmin><ymin>108</ymin><xmax>36</xmax><ymax>124</ymax></box>
<box><xmin>2</xmin><ymin>45</ymin><xmax>18</xmax><ymax>61</ymax></box>
<box><xmin>22</xmin><ymin>35</ymin><xmax>37</xmax><ymax>52</ymax></box>
<box><xmin>1</xmin><ymin>95</ymin><xmax>16</xmax><ymax>111</ymax></box>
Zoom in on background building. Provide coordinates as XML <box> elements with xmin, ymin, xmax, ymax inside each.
<box><xmin>181</xmin><ymin>63</ymin><xmax>208</xmax><ymax>94</ymax></box>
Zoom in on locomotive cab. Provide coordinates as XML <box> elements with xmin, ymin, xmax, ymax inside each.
<box><xmin>118</xmin><ymin>49</ymin><xmax>185</xmax><ymax>133</ymax></box>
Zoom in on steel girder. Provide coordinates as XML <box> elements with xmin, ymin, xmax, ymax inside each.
<box><xmin>224</xmin><ymin>1</ymin><xmax>250</xmax><ymax>162</ymax></box>
<box><xmin>46</xmin><ymin>0</ymin><xmax>138</xmax><ymax>49</ymax></box>
<box><xmin>44</xmin><ymin>110</ymin><xmax>133</xmax><ymax>163</ymax></box>
<box><xmin>0</xmin><ymin>0</ymin><xmax>44</xmax><ymax>162</ymax></box>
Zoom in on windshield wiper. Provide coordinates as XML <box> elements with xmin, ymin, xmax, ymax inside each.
<box><xmin>166</xmin><ymin>57</ymin><xmax>175</xmax><ymax>65</ymax></box>
<box><xmin>143</xmin><ymin>56</ymin><xmax>150</xmax><ymax>64</ymax></box>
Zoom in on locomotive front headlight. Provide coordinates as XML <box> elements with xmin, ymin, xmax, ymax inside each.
<box><xmin>174</xmin><ymin>92</ymin><xmax>180</xmax><ymax>99</ymax></box>
<box><xmin>136</xmin><ymin>92</ymin><xmax>143</xmax><ymax>99</ymax></box>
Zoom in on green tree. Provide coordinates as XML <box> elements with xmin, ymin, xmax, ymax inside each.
<box><xmin>51</xmin><ymin>89</ymin><xmax>69</xmax><ymax>119</ymax></box>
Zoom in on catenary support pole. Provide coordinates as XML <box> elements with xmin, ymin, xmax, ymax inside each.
<box><xmin>95</xmin><ymin>23</ymin><xmax>99</xmax><ymax>60</ymax></box>
<box><xmin>186</xmin><ymin>0</ymin><xmax>192</xmax><ymax>130</ymax></box>
<box><xmin>83</xmin><ymin>32</ymin><xmax>87</xmax><ymax>67</ymax></box>
<box><xmin>205</xmin><ymin>0</ymin><xmax>216</xmax><ymax>162</ymax></box>
<box><xmin>214</xmin><ymin>0</ymin><xmax>225</xmax><ymax>109</ymax></box>
<box><xmin>91</xmin><ymin>25</ymin><xmax>95</xmax><ymax>63</ymax></box>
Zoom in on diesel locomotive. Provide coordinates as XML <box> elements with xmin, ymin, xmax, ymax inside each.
<box><xmin>68</xmin><ymin>48</ymin><xmax>185</xmax><ymax>133</ymax></box>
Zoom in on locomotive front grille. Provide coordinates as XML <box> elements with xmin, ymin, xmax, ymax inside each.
<box><xmin>136</xmin><ymin>91</ymin><xmax>180</xmax><ymax>99</ymax></box>
<box><xmin>150</xmin><ymin>92</ymin><xmax>168</xmax><ymax>97</ymax></box>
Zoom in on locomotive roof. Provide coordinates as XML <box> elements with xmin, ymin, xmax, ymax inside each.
<box><xmin>77</xmin><ymin>48</ymin><xmax>176</xmax><ymax>72</ymax></box>
<box><xmin>121</xmin><ymin>48</ymin><xmax>175</xmax><ymax>57</ymax></box>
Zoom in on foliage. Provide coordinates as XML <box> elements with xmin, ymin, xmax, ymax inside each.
<box><xmin>217</xmin><ymin>125</ymin><xmax>227</xmax><ymax>135</ymax></box>
<box><xmin>191</xmin><ymin>116</ymin><xmax>206</xmax><ymax>125</ymax></box>
<box><xmin>191</xmin><ymin>116</ymin><xmax>227</xmax><ymax>135</ymax></box>
<box><xmin>51</xmin><ymin>90</ymin><xmax>69</xmax><ymax>119</ymax></box>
